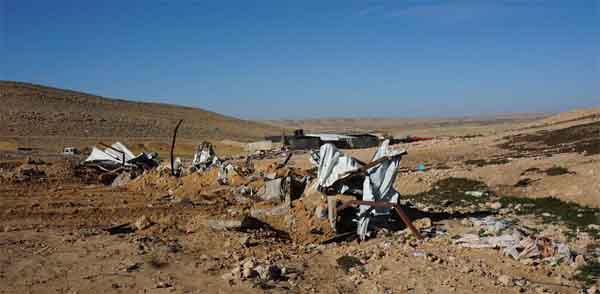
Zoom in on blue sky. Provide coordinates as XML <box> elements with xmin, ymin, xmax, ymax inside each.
<box><xmin>1</xmin><ymin>0</ymin><xmax>598</xmax><ymax>119</ymax></box>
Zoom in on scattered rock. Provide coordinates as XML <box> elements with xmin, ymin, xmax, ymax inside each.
<box><xmin>498</xmin><ymin>274</ymin><xmax>513</xmax><ymax>286</ymax></box>
<box><xmin>250</xmin><ymin>202</ymin><xmax>290</xmax><ymax>218</ymax></box>
<box><xmin>206</xmin><ymin>218</ymin><xmax>245</xmax><ymax>230</ymax></box>
<box><xmin>239</xmin><ymin>235</ymin><xmax>250</xmax><ymax>247</ymax></box>
<box><xmin>489</xmin><ymin>202</ymin><xmax>503</xmax><ymax>210</ymax></box>
<box><xmin>111</xmin><ymin>172</ymin><xmax>132</xmax><ymax>187</ymax></box>
<box><xmin>255</xmin><ymin>265</ymin><xmax>282</xmax><ymax>281</ymax></box>
<box><xmin>134</xmin><ymin>215</ymin><xmax>152</xmax><ymax>230</ymax></box>
<box><xmin>337</xmin><ymin>255</ymin><xmax>363</xmax><ymax>273</ymax></box>
<box><xmin>242</xmin><ymin>259</ymin><xmax>257</xmax><ymax>279</ymax></box>
<box><xmin>414</xmin><ymin>217</ymin><xmax>432</xmax><ymax>229</ymax></box>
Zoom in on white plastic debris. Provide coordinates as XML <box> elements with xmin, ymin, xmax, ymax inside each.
<box><xmin>454</xmin><ymin>216</ymin><xmax>572</xmax><ymax>265</ymax></box>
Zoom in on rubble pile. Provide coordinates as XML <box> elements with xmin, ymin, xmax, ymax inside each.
<box><xmin>454</xmin><ymin>216</ymin><xmax>575</xmax><ymax>266</ymax></box>
<box><xmin>7</xmin><ymin>133</ymin><xmax>595</xmax><ymax>292</ymax></box>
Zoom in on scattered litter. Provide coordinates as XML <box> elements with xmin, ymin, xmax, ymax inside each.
<box><xmin>465</xmin><ymin>191</ymin><xmax>485</xmax><ymax>197</ymax></box>
<box><xmin>454</xmin><ymin>216</ymin><xmax>573</xmax><ymax>265</ymax></box>
<box><xmin>134</xmin><ymin>215</ymin><xmax>153</xmax><ymax>230</ymax></box>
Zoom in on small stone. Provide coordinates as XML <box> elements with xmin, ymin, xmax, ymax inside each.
<box><xmin>535</xmin><ymin>287</ymin><xmax>548</xmax><ymax>293</ymax></box>
<box><xmin>489</xmin><ymin>202</ymin><xmax>502</xmax><ymax>210</ymax></box>
<box><xmin>239</xmin><ymin>235</ymin><xmax>250</xmax><ymax>247</ymax></box>
<box><xmin>498</xmin><ymin>274</ymin><xmax>513</xmax><ymax>287</ymax></box>
<box><xmin>459</xmin><ymin>266</ymin><xmax>473</xmax><ymax>273</ymax></box>
<box><xmin>414</xmin><ymin>218</ymin><xmax>432</xmax><ymax>229</ymax></box>
<box><xmin>221</xmin><ymin>272</ymin><xmax>234</xmax><ymax>281</ymax></box>
<box><xmin>242</xmin><ymin>267</ymin><xmax>256</xmax><ymax>279</ymax></box>
<box><xmin>134</xmin><ymin>215</ymin><xmax>152</xmax><ymax>230</ymax></box>
<box><xmin>156</xmin><ymin>281</ymin><xmax>172</xmax><ymax>288</ymax></box>
<box><xmin>242</xmin><ymin>259</ymin><xmax>255</xmax><ymax>269</ymax></box>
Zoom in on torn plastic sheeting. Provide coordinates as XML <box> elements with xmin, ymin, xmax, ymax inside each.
<box><xmin>192</xmin><ymin>142</ymin><xmax>219</xmax><ymax>170</ymax></box>
<box><xmin>107</xmin><ymin>142</ymin><xmax>135</xmax><ymax>162</ymax></box>
<box><xmin>454</xmin><ymin>217</ymin><xmax>572</xmax><ymax>264</ymax></box>
<box><xmin>85</xmin><ymin>142</ymin><xmax>158</xmax><ymax>170</ymax></box>
<box><xmin>85</xmin><ymin>142</ymin><xmax>136</xmax><ymax>166</ymax></box>
<box><xmin>357</xmin><ymin>140</ymin><xmax>407</xmax><ymax>240</ymax></box>
<box><xmin>454</xmin><ymin>233</ymin><xmax>520</xmax><ymax>249</ymax></box>
<box><xmin>309</xmin><ymin>150</ymin><xmax>320</xmax><ymax>167</ymax></box>
<box><xmin>85</xmin><ymin>147</ymin><xmax>123</xmax><ymax>164</ymax></box>
<box><xmin>360</xmin><ymin>139</ymin><xmax>406</xmax><ymax>215</ymax></box>
<box><xmin>217</xmin><ymin>162</ymin><xmax>236</xmax><ymax>184</ymax></box>
<box><xmin>316</xmin><ymin>143</ymin><xmax>362</xmax><ymax>188</ymax></box>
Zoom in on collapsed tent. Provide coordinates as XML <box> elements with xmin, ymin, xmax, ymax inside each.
<box><xmin>314</xmin><ymin>140</ymin><xmax>408</xmax><ymax>240</ymax></box>
<box><xmin>357</xmin><ymin>140</ymin><xmax>406</xmax><ymax>239</ymax></box>
<box><xmin>84</xmin><ymin>142</ymin><xmax>158</xmax><ymax>171</ymax></box>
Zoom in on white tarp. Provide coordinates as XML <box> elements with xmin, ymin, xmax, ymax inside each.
<box><xmin>84</xmin><ymin>142</ymin><xmax>135</xmax><ymax>165</ymax></box>
<box><xmin>357</xmin><ymin>140</ymin><xmax>406</xmax><ymax>239</ymax></box>
<box><xmin>314</xmin><ymin>140</ymin><xmax>407</xmax><ymax>240</ymax></box>
<box><xmin>192</xmin><ymin>143</ymin><xmax>219</xmax><ymax>170</ymax></box>
<box><xmin>84</xmin><ymin>142</ymin><xmax>157</xmax><ymax>170</ymax></box>
<box><xmin>316</xmin><ymin>143</ymin><xmax>362</xmax><ymax>188</ymax></box>
<box><xmin>108</xmin><ymin>142</ymin><xmax>135</xmax><ymax>162</ymax></box>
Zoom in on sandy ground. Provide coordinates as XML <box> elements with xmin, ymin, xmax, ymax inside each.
<box><xmin>1</xmin><ymin>109</ymin><xmax>599</xmax><ymax>293</ymax></box>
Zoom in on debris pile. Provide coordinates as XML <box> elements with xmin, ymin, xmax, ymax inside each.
<box><xmin>84</xmin><ymin>142</ymin><xmax>159</xmax><ymax>171</ymax></box>
<box><xmin>454</xmin><ymin>216</ymin><xmax>574</xmax><ymax>266</ymax></box>
<box><xmin>77</xmin><ymin>141</ymin><xmax>160</xmax><ymax>185</ymax></box>
<box><xmin>313</xmin><ymin>140</ymin><xmax>414</xmax><ymax>240</ymax></box>
<box><xmin>191</xmin><ymin>142</ymin><xmax>220</xmax><ymax>171</ymax></box>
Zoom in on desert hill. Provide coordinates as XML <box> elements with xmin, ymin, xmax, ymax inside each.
<box><xmin>0</xmin><ymin>81</ymin><xmax>282</xmax><ymax>141</ymax></box>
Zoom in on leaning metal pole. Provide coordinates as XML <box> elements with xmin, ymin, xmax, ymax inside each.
<box><xmin>170</xmin><ymin>119</ymin><xmax>184</xmax><ymax>177</ymax></box>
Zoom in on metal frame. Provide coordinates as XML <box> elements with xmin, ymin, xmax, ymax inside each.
<box><xmin>336</xmin><ymin>199</ymin><xmax>423</xmax><ymax>240</ymax></box>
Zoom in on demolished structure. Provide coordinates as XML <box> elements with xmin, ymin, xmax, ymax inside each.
<box><xmin>192</xmin><ymin>141</ymin><xmax>220</xmax><ymax>171</ymax></box>
<box><xmin>272</xmin><ymin>129</ymin><xmax>381</xmax><ymax>150</ymax></box>
<box><xmin>314</xmin><ymin>140</ymin><xmax>420</xmax><ymax>240</ymax></box>
<box><xmin>84</xmin><ymin>142</ymin><xmax>158</xmax><ymax>171</ymax></box>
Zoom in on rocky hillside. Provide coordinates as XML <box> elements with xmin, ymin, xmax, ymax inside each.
<box><xmin>0</xmin><ymin>81</ymin><xmax>282</xmax><ymax>141</ymax></box>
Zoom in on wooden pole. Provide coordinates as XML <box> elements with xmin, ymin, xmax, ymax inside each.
<box><xmin>170</xmin><ymin>120</ymin><xmax>183</xmax><ymax>176</ymax></box>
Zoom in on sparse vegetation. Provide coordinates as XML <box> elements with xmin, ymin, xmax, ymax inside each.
<box><xmin>464</xmin><ymin>158</ymin><xmax>509</xmax><ymax>167</ymax></box>
<box><xmin>544</xmin><ymin>166</ymin><xmax>572</xmax><ymax>176</ymax></box>
<box><xmin>499</xmin><ymin>196</ymin><xmax>600</xmax><ymax>238</ymax></box>
<box><xmin>407</xmin><ymin>177</ymin><xmax>491</xmax><ymax>207</ymax></box>
<box><xmin>336</xmin><ymin>255</ymin><xmax>363</xmax><ymax>273</ymax></box>
<box><xmin>499</xmin><ymin>121</ymin><xmax>600</xmax><ymax>156</ymax></box>
<box><xmin>574</xmin><ymin>261</ymin><xmax>600</xmax><ymax>285</ymax></box>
